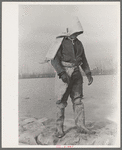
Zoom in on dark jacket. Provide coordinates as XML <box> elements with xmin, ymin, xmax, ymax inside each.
<box><xmin>51</xmin><ymin>37</ymin><xmax>91</xmax><ymax>77</ymax></box>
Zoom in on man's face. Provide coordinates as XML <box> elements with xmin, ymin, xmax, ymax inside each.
<box><xmin>69</xmin><ymin>31</ymin><xmax>83</xmax><ymax>39</ymax></box>
<box><xmin>69</xmin><ymin>34</ymin><xmax>78</xmax><ymax>40</ymax></box>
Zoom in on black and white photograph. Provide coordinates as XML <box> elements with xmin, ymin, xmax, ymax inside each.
<box><xmin>2</xmin><ymin>1</ymin><xmax>120</xmax><ymax>148</ymax></box>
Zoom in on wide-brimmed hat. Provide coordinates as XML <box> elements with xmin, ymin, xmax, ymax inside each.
<box><xmin>57</xmin><ymin>16</ymin><xmax>83</xmax><ymax>38</ymax></box>
<box><xmin>45</xmin><ymin>16</ymin><xmax>83</xmax><ymax>61</ymax></box>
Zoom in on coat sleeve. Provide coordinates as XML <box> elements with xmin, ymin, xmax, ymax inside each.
<box><xmin>51</xmin><ymin>45</ymin><xmax>65</xmax><ymax>75</ymax></box>
<box><xmin>80</xmin><ymin>44</ymin><xmax>91</xmax><ymax>77</ymax></box>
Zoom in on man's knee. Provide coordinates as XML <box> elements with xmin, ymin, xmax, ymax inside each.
<box><xmin>56</xmin><ymin>100</ymin><xmax>67</xmax><ymax>108</ymax></box>
<box><xmin>73</xmin><ymin>97</ymin><xmax>83</xmax><ymax>105</ymax></box>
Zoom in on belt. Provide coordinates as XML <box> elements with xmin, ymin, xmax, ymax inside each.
<box><xmin>61</xmin><ymin>61</ymin><xmax>78</xmax><ymax>68</ymax></box>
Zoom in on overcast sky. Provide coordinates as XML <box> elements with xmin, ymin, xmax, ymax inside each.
<box><xmin>19</xmin><ymin>2</ymin><xmax>120</xmax><ymax>74</ymax></box>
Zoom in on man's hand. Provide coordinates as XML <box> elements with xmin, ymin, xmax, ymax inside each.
<box><xmin>59</xmin><ymin>72</ymin><xmax>70</xmax><ymax>84</ymax></box>
<box><xmin>88</xmin><ymin>76</ymin><xmax>93</xmax><ymax>85</ymax></box>
<box><xmin>86</xmin><ymin>72</ymin><xmax>93</xmax><ymax>85</ymax></box>
<box><xmin>61</xmin><ymin>73</ymin><xmax>70</xmax><ymax>84</ymax></box>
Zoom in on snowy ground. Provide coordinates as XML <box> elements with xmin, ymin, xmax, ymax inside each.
<box><xmin>19</xmin><ymin>75</ymin><xmax>120</xmax><ymax>146</ymax></box>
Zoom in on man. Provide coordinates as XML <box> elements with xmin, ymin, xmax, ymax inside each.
<box><xmin>50</xmin><ymin>17</ymin><xmax>94</xmax><ymax>138</ymax></box>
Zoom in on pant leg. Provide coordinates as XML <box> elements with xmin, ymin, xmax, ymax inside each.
<box><xmin>55</xmin><ymin>67</ymin><xmax>75</xmax><ymax>107</ymax></box>
<box><xmin>70</xmin><ymin>69</ymin><xmax>83</xmax><ymax>102</ymax></box>
<box><xmin>55</xmin><ymin>73</ymin><xmax>68</xmax><ymax>107</ymax></box>
<box><xmin>69</xmin><ymin>70</ymin><xmax>95</xmax><ymax>134</ymax></box>
<box><xmin>54</xmin><ymin>67</ymin><xmax>75</xmax><ymax>137</ymax></box>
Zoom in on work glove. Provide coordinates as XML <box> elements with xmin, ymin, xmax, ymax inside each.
<box><xmin>58</xmin><ymin>71</ymin><xmax>70</xmax><ymax>84</ymax></box>
<box><xmin>86</xmin><ymin>72</ymin><xmax>93</xmax><ymax>85</ymax></box>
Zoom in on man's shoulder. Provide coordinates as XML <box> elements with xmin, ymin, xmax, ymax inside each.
<box><xmin>76</xmin><ymin>38</ymin><xmax>83</xmax><ymax>45</ymax></box>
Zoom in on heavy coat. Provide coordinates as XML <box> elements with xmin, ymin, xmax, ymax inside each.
<box><xmin>51</xmin><ymin>37</ymin><xmax>91</xmax><ymax>78</ymax></box>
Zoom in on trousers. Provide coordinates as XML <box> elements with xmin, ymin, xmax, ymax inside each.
<box><xmin>55</xmin><ymin>65</ymin><xmax>83</xmax><ymax>107</ymax></box>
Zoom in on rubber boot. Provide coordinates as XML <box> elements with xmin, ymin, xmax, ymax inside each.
<box><xmin>55</xmin><ymin>105</ymin><xmax>65</xmax><ymax>138</ymax></box>
<box><xmin>73</xmin><ymin>102</ymin><xmax>95</xmax><ymax>134</ymax></box>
